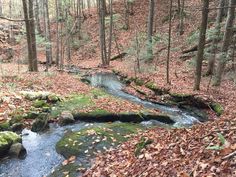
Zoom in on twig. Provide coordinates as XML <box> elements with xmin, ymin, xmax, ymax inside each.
<box><xmin>222</xmin><ymin>151</ymin><xmax>236</xmax><ymax>160</ymax></box>
<box><xmin>0</xmin><ymin>16</ymin><xmax>28</xmax><ymax>22</ymax></box>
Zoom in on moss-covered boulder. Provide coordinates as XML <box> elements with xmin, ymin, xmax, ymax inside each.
<box><xmin>210</xmin><ymin>102</ymin><xmax>224</xmax><ymax>116</ymax></box>
<box><xmin>24</xmin><ymin>111</ymin><xmax>40</xmax><ymax>119</ymax></box>
<box><xmin>49</xmin><ymin>163</ymin><xmax>81</xmax><ymax>177</ymax></box>
<box><xmin>145</xmin><ymin>82</ymin><xmax>169</xmax><ymax>95</ymax></box>
<box><xmin>50</xmin><ymin>94</ymin><xmax>93</xmax><ymax>118</ymax></box>
<box><xmin>56</xmin><ymin>123</ymin><xmax>143</xmax><ymax>158</ymax></box>
<box><xmin>32</xmin><ymin>100</ymin><xmax>49</xmax><ymax>108</ymax></box>
<box><xmin>20</xmin><ymin>91</ymin><xmax>51</xmax><ymax>101</ymax></box>
<box><xmin>0</xmin><ymin>121</ymin><xmax>10</xmax><ymax>131</ymax></box>
<box><xmin>31</xmin><ymin>114</ymin><xmax>49</xmax><ymax>132</ymax></box>
<box><xmin>169</xmin><ymin>93</ymin><xmax>195</xmax><ymax>102</ymax></box>
<box><xmin>0</xmin><ymin>131</ymin><xmax>22</xmax><ymax>157</ymax></box>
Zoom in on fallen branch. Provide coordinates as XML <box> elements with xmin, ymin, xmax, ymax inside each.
<box><xmin>0</xmin><ymin>16</ymin><xmax>27</xmax><ymax>22</ymax></box>
<box><xmin>111</xmin><ymin>52</ymin><xmax>127</xmax><ymax>61</ymax></box>
<box><xmin>182</xmin><ymin>39</ymin><xmax>212</xmax><ymax>54</ymax></box>
<box><xmin>222</xmin><ymin>151</ymin><xmax>236</xmax><ymax>160</ymax></box>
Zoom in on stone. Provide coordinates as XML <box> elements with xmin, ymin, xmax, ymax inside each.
<box><xmin>59</xmin><ymin>111</ymin><xmax>75</xmax><ymax>126</ymax></box>
<box><xmin>0</xmin><ymin>131</ymin><xmax>22</xmax><ymax>157</ymax></box>
<box><xmin>10</xmin><ymin>123</ymin><xmax>24</xmax><ymax>132</ymax></box>
<box><xmin>47</xmin><ymin>94</ymin><xmax>60</xmax><ymax>103</ymax></box>
<box><xmin>32</xmin><ymin>100</ymin><xmax>49</xmax><ymax>108</ymax></box>
<box><xmin>56</xmin><ymin>123</ymin><xmax>143</xmax><ymax>158</ymax></box>
<box><xmin>9</xmin><ymin>143</ymin><xmax>27</xmax><ymax>159</ymax></box>
<box><xmin>31</xmin><ymin>114</ymin><xmax>49</xmax><ymax>132</ymax></box>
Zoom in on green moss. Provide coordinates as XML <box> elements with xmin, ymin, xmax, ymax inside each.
<box><xmin>33</xmin><ymin>100</ymin><xmax>49</xmax><ymax>108</ymax></box>
<box><xmin>47</xmin><ymin>94</ymin><xmax>60</xmax><ymax>103</ymax></box>
<box><xmin>134</xmin><ymin>78</ymin><xmax>145</xmax><ymax>86</ymax></box>
<box><xmin>170</xmin><ymin>93</ymin><xmax>194</xmax><ymax>102</ymax></box>
<box><xmin>50</xmin><ymin>94</ymin><xmax>93</xmax><ymax>118</ymax></box>
<box><xmin>135</xmin><ymin>137</ymin><xmax>153</xmax><ymax>156</ymax></box>
<box><xmin>0</xmin><ymin>131</ymin><xmax>22</xmax><ymax>156</ymax></box>
<box><xmin>56</xmin><ymin>123</ymin><xmax>143</xmax><ymax>158</ymax></box>
<box><xmin>9</xmin><ymin>109</ymin><xmax>25</xmax><ymax>125</ymax></box>
<box><xmin>49</xmin><ymin>163</ymin><xmax>80</xmax><ymax>177</ymax></box>
<box><xmin>25</xmin><ymin>111</ymin><xmax>40</xmax><ymax>119</ymax></box>
<box><xmin>87</xmin><ymin>109</ymin><xmax>109</xmax><ymax>115</ymax></box>
<box><xmin>31</xmin><ymin>114</ymin><xmax>49</xmax><ymax>132</ymax></box>
<box><xmin>90</xmin><ymin>88</ymin><xmax>108</xmax><ymax>97</ymax></box>
<box><xmin>145</xmin><ymin>82</ymin><xmax>167</xmax><ymax>95</ymax></box>
<box><xmin>0</xmin><ymin>121</ymin><xmax>10</xmax><ymax>131</ymax></box>
<box><xmin>210</xmin><ymin>103</ymin><xmax>224</xmax><ymax>116</ymax></box>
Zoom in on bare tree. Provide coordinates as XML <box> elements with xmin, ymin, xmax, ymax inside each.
<box><xmin>43</xmin><ymin>0</ymin><xmax>53</xmax><ymax>69</ymax></box>
<box><xmin>178</xmin><ymin>0</ymin><xmax>185</xmax><ymax>35</ymax></box>
<box><xmin>213</xmin><ymin>0</ymin><xmax>236</xmax><ymax>86</ymax></box>
<box><xmin>35</xmin><ymin>0</ymin><xmax>43</xmax><ymax>35</ymax></box>
<box><xmin>166</xmin><ymin>0</ymin><xmax>173</xmax><ymax>84</ymax></box>
<box><xmin>0</xmin><ymin>0</ymin><xmax>2</xmax><ymax>16</ymax></box>
<box><xmin>147</xmin><ymin>0</ymin><xmax>155</xmax><ymax>61</ymax></box>
<box><xmin>97</xmin><ymin>0</ymin><xmax>109</xmax><ymax>66</ymax></box>
<box><xmin>206</xmin><ymin>0</ymin><xmax>225</xmax><ymax>76</ymax></box>
<box><xmin>22</xmin><ymin>0</ymin><xmax>38</xmax><ymax>71</ymax></box>
<box><xmin>194</xmin><ymin>0</ymin><xmax>209</xmax><ymax>90</ymax></box>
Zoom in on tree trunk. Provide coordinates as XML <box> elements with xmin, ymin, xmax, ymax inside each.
<box><xmin>35</xmin><ymin>0</ymin><xmax>43</xmax><ymax>35</ymax></box>
<box><xmin>206</xmin><ymin>0</ymin><xmax>225</xmax><ymax>75</ymax></box>
<box><xmin>22</xmin><ymin>0</ymin><xmax>33</xmax><ymax>71</ymax></box>
<box><xmin>166</xmin><ymin>0</ymin><xmax>173</xmax><ymax>84</ymax></box>
<box><xmin>178</xmin><ymin>0</ymin><xmax>185</xmax><ymax>35</ymax></box>
<box><xmin>193</xmin><ymin>0</ymin><xmax>209</xmax><ymax>90</ymax></box>
<box><xmin>22</xmin><ymin>0</ymin><xmax>38</xmax><ymax>72</ymax></box>
<box><xmin>44</xmin><ymin>0</ymin><xmax>53</xmax><ymax>66</ymax></box>
<box><xmin>147</xmin><ymin>0</ymin><xmax>155</xmax><ymax>61</ymax></box>
<box><xmin>213</xmin><ymin>0</ymin><xmax>236</xmax><ymax>86</ymax></box>
<box><xmin>55</xmin><ymin>0</ymin><xmax>60</xmax><ymax>66</ymax></box>
<box><xmin>28</xmin><ymin>0</ymin><xmax>38</xmax><ymax>71</ymax></box>
<box><xmin>123</xmin><ymin>0</ymin><xmax>129</xmax><ymax>30</ymax></box>
<box><xmin>97</xmin><ymin>0</ymin><xmax>108</xmax><ymax>66</ymax></box>
<box><xmin>0</xmin><ymin>0</ymin><xmax>2</xmax><ymax>16</ymax></box>
<box><xmin>107</xmin><ymin>0</ymin><xmax>113</xmax><ymax>63</ymax></box>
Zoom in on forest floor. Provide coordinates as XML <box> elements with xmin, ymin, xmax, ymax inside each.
<box><xmin>1</xmin><ymin>0</ymin><xmax>236</xmax><ymax>176</ymax></box>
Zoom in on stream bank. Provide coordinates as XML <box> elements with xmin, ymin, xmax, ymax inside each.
<box><xmin>0</xmin><ymin>71</ymin><xmax>223</xmax><ymax>177</ymax></box>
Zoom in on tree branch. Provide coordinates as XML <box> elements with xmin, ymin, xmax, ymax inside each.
<box><xmin>0</xmin><ymin>16</ymin><xmax>26</xmax><ymax>22</ymax></box>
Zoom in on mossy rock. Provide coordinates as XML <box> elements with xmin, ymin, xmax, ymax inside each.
<box><xmin>47</xmin><ymin>94</ymin><xmax>60</xmax><ymax>103</ymax></box>
<box><xmin>145</xmin><ymin>82</ymin><xmax>169</xmax><ymax>95</ymax></box>
<box><xmin>170</xmin><ymin>93</ymin><xmax>194</xmax><ymax>102</ymax></box>
<box><xmin>210</xmin><ymin>103</ymin><xmax>224</xmax><ymax>116</ymax></box>
<box><xmin>49</xmin><ymin>163</ymin><xmax>81</xmax><ymax>177</ymax></box>
<box><xmin>0</xmin><ymin>131</ymin><xmax>22</xmax><ymax>157</ymax></box>
<box><xmin>0</xmin><ymin>121</ymin><xmax>10</xmax><ymax>131</ymax></box>
<box><xmin>56</xmin><ymin>123</ymin><xmax>143</xmax><ymax>158</ymax></box>
<box><xmin>31</xmin><ymin>114</ymin><xmax>49</xmax><ymax>132</ymax></box>
<box><xmin>10</xmin><ymin>123</ymin><xmax>24</xmax><ymax>132</ymax></box>
<box><xmin>9</xmin><ymin>115</ymin><xmax>24</xmax><ymax>125</ymax></box>
<box><xmin>134</xmin><ymin>78</ymin><xmax>145</xmax><ymax>86</ymax></box>
<box><xmin>20</xmin><ymin>91</ymin><xmax>50</xmax><ymax>101</ymax></box>
<box><xmin>32</xmin><ymin>100</ymin><xmax>49</xmax><ymax>108</ymax></box>
<box><xmin>24</xmin><ymin>111</ymin><xmax>40</xmax><ymax>119</ymax></box>
<box><xmin>50</xmin><ymin>94</ymin><xmax>93</xmax><ymax>118</ymax></box>
<box><xmin>180</xmin><ymin>105</ymin><xmax>208</xmax><ymax>122</ymax></box>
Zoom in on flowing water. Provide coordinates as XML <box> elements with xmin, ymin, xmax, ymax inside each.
<box><xmin>0</xmin><ymin>72</ymin><xmax>204</xmax><ymax>177</ymax></box>
<box><xmin>0</xmin><ymin>123</ymin><xmax>98</xmax><ymax>177</ymax></box>
<box><xmin>88</xmin><ymin>73</ymin><xmax>202</xmax><ymax>126</ymax></box>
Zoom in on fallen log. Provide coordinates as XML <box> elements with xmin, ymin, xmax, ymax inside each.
<box><xmin>182</xmin><ymin>39</ymin><xmax>212</xmax><ymax>54</ymax></box>
<box><xmin>111</xmin><ymin>52</ymin><xmax>127</xmax><ymax>61</ymax></box>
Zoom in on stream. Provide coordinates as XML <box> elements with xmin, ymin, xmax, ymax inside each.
<box><xmin>0</xmin><ymin>72</ymin><xmax>204</xmax><ymax>177</ymax></box>
<box><xmin>87</xmin><ymin>73</ymin><xmax>202</xmax><ymax>126</ymax></box>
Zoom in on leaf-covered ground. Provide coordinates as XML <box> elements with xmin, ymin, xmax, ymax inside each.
<box><xmin>1</xmin><ymin>0</ymin><xmax>236</xmax><ymax>176</ymax></box>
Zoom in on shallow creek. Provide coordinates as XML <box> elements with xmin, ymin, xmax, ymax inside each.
<box><xmin>0</xmin><ymin>73</ymin><xmax>204</xmax><ymax>177</ymax></box>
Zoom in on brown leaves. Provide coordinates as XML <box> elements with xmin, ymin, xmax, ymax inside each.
<box><xmin>62</xmin><ymin>156</ymin><xmax>76</xmax><ymax>166</ymax></box>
